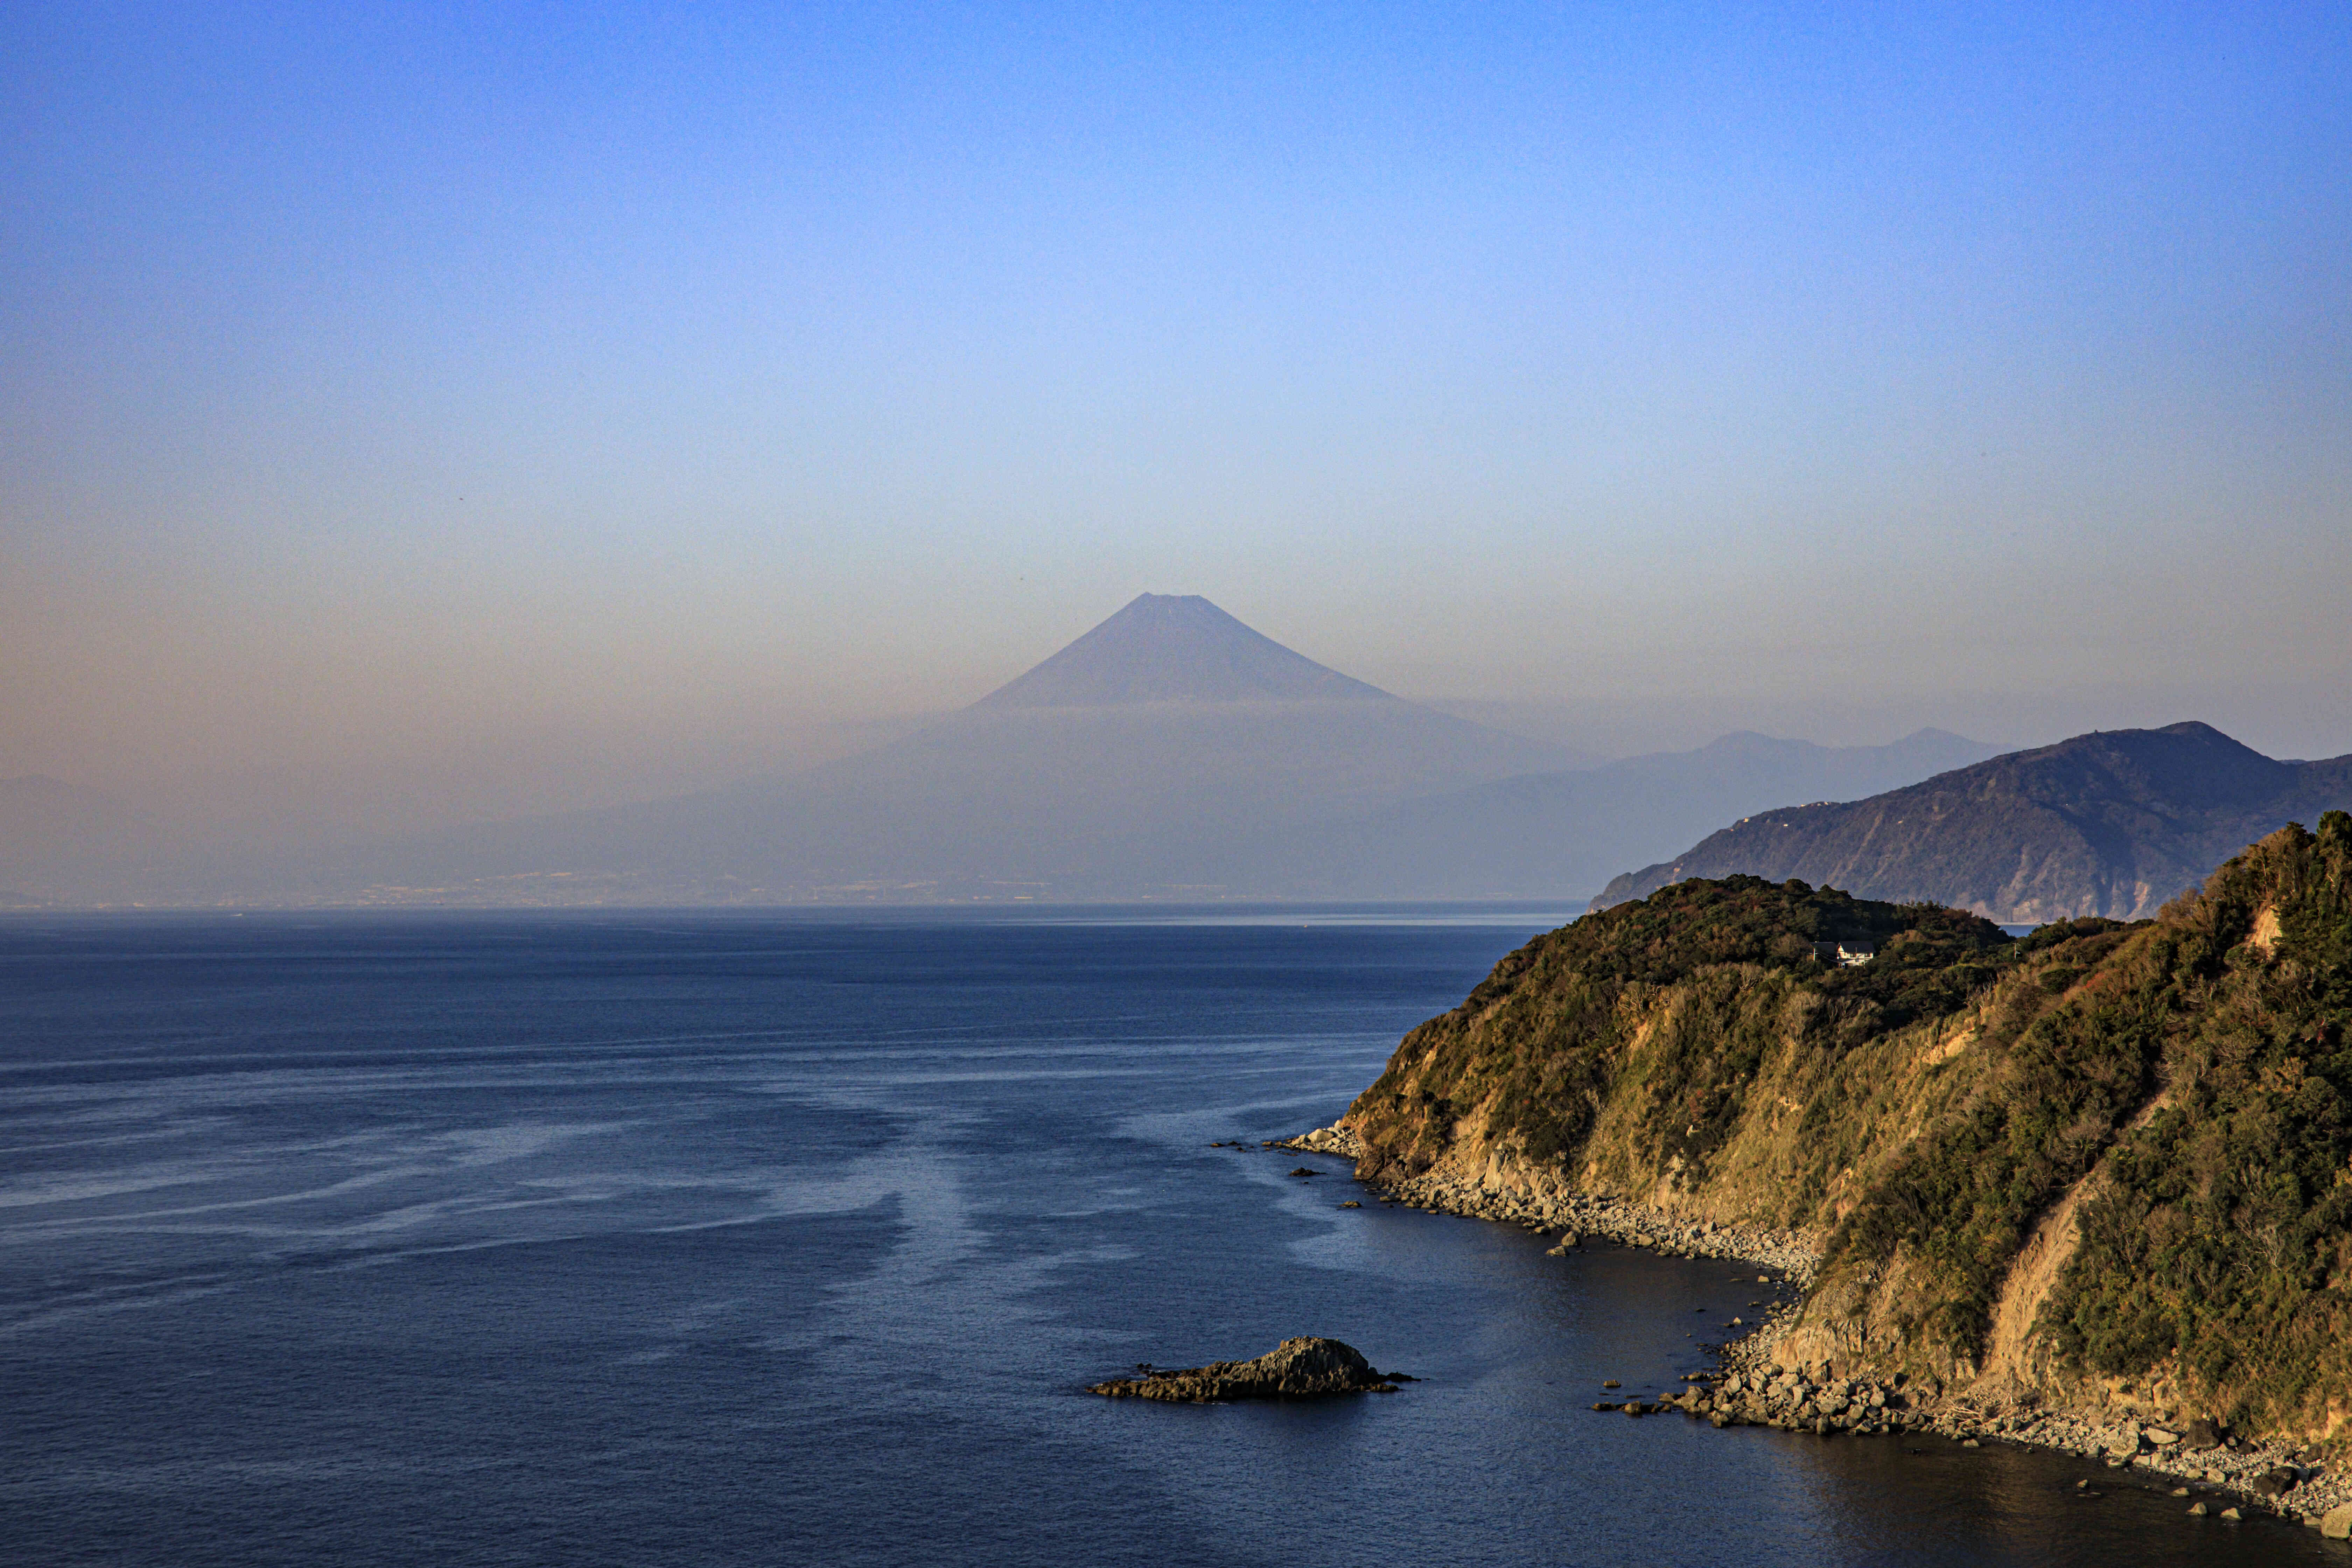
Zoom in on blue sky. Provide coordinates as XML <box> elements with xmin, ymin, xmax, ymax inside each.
<box><xmin>4</xmin><ymin>3</ymin><xmax>2347</xmax><ymax>830</ymax></box>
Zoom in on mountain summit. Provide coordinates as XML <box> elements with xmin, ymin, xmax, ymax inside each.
<box><xmin>309</xmin><ymin>593</ymin><xmax>1565</xmax><ymax>902</ymax></box>
<box><xmin>973</xmin><ymin>594</ymin><xmax>1392</xmax><ymax>708</ymax></box>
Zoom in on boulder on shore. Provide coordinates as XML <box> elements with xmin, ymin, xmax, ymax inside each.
<box><xmin>1089</xmin><ymin>1337</ymin><xmax>1400</xmax><ymax>1402</ymax></box>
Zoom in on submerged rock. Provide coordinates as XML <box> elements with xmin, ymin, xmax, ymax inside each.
<box><xmin>1088</xmin><ymin>1337</ymin><xmax>1400</xmax><ymax>1402</ymax></box>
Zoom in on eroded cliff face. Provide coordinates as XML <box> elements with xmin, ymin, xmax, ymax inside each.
<box><xmin>1340</xmin><ymin>817</ymin><xmax>2352</xmax><ymax>1447</ymax></box>
<box><xmin>1345</xmin><ymin>875</ymin><xmax>2031</xmax><ymax>1231</ymax></box>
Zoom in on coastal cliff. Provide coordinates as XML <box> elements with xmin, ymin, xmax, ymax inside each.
<box><xmin>1336</xmin><ymin>812</ymin><xmax>2352</xmax><ymax>1453</ymax></box>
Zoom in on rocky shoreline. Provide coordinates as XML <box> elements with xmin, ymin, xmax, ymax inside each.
<box><xmin>1276</xmin><ymin>1124</ymin><xmax>1820</xmax><ymax>1279</ymax></box>
<box><xmin>1273</xmin><ymin>1123</ymin><xmax>2352</xmax><ymax>1539</ymax></box>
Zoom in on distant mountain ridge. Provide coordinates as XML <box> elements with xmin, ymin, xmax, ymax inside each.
<box><xmin>335</xmin><ymin>716</ymin><xmax>2010</xmax><ymax>906</ymax></box>
<box><xmin>1266</xmin><ymin>727</ymin><xmax>2007</xmax><ymax>898</ymax></box>
<box><xmin>1593</xmin><ymin>722</ymin><xmax>2352</xmax><ymax>922</ymax></box>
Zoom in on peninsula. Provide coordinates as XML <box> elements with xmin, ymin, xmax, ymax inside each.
<box><xmin>1311</xmin><ymin>813</ymin><xmax>2352</xmax><ymax>1528</ymax></box>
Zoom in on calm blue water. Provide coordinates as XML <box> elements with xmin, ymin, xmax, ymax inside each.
<box><xmin>0</xmin><ymin>911</ymin><xmax>2332</xmax><ymax>1567</ymax></box>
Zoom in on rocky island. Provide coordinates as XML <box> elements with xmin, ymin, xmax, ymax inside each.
<box><xmin>1089</xmin><ymin>1336</ymin><xmax>1406</xmax><ymax>1402</ymax></box>
<box><xmin>1302</xmin><ymin>813</ymin><xmax>2352</xmax><ymax>1532</ymax></box>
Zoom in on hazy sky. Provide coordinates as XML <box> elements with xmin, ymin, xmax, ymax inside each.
<box><xmin>6</xmin><ymin>3</ymin><xmax>2347</xmax><ymax>836</ymax></box>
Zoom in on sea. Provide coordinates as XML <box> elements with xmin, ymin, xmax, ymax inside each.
<box><xmin>0</xmin><ymin>909</ymin><xmax>2334</xmax><ymax>1567</ymax></box>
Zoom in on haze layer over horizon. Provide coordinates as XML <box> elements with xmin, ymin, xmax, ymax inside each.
<box><xmin>6</xmin><ymin>3</ymin><xmax>2347</xmax><ymax>841</ymax></box>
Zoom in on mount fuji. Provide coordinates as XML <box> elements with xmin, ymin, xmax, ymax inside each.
<box><xmin>321</xmin><ymin>595</ymin><xmax>1571</xmax><ymax>901</ymax></box>
<box><xmin>140</xmin><ymin>595</ymin><xmax>2010</xmax><ymax>904</ymax></box>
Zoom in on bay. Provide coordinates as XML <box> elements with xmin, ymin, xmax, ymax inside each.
<box><xmin>0</xmin><ymin>911</ymin><xmax>2324</xmax><ymax>1566</ymax></box>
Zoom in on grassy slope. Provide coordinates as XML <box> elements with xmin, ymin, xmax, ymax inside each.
<box><xmin>1343</xmin><ymin>813</ymin><xmax>2352</xmax><ymax>1443</ymax></box>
